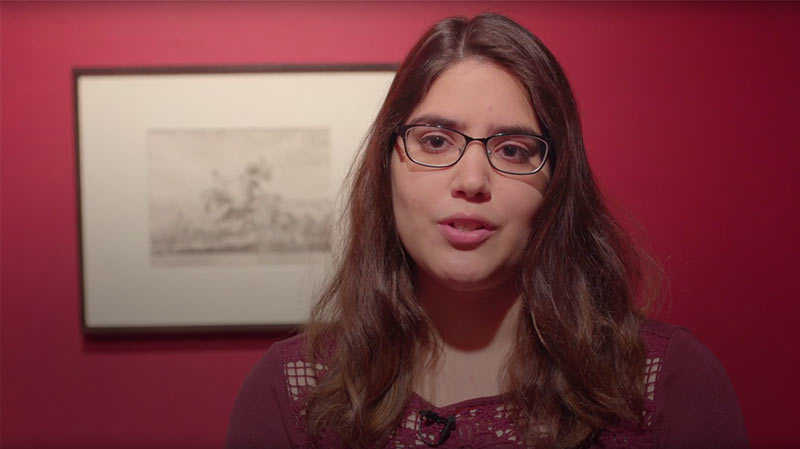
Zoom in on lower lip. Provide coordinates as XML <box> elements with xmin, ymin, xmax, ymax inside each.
<box><xmin>438</xmin><ymin>224</ymin><xmax>494</xmax><ymax>249</ymax></box>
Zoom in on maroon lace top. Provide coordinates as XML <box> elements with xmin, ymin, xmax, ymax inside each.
<box><xmin>225</xmin><ymin>321</ymin><xmax>749</xmax><ymax>448</ymax></box>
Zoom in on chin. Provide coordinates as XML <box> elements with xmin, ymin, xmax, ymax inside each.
<box><xmin>410</xmin><ymin>248</ymin><xmax>518</xmax><ymax>294</ymax></box>
<box><xmin>433</xmin><ymin>266</ymin><xmax>510</xmax><ymax>293</ymax></box>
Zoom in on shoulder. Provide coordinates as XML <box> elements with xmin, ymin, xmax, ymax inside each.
<box><xmin>240</xmin><ymin>333</ymin><xmax>309</xmax><ymax>389</ymax></box>
<box><xmin>643</xmin><ymin>320</ymin><xmax>750</xmax><ymax>449</ymax></box>
<box><xmin>641</xmin><ymin>319</ymin><xmax>685</xmax><ymax>353</ymax></box>
<box><xmin>224</xmin><ymin>333</ymin><xmax>309</xmax><ymax>449</ymax></box>
<box><xmin>263</xmin><ymin>333</ymin><xmax>309</xmax><ymax>369</ymax></box>
<box><xmin>641</xmin><ymin>319</ymin><xmax>683</xmax><ymax>338</ymax></box>
<box><xmin>641</xmin><ymin>320</ymin><xmax>736</xmax><ymax>389</ymax></box>
<box><xmin>641</xmin><ymin>320</ymin><xmax>729</xmax><ymax>373</ymax></box>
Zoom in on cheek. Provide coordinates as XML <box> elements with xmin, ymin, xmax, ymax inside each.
<box><xmin>498</xmin><ymin>186</ymin><xmax>545</xmax><ymax>246</ymax></box>
<box><xmin>391</xmin><ymin>190</ymin><xmax>410</xmax><ymax>239</ymax></box>
<box><xmin>390</xmin><ymin>158</ymin><xmax>419</xmax><ymax>242</ymax></box>
<box><xmin>390</xmin><ymin>155</ymin><xmax>442</xmax><ymax>258</ymax></box>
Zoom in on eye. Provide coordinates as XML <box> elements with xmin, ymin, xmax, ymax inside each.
<box><xmin>421</xmin><ymin>134</ymin><xmax>447</xmax><ymax>149</ymax></box>
<box><xmin>494</xmin><ymin>142</ymin><xmax>532</xmax><ymax>164</ymax></box>
<box><xmin>414</xmin><ymin>131</ymin><xmax>459</xmax><ymax>153</ymax></box>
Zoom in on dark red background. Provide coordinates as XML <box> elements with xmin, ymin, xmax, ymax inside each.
<box><xmin>2</xmin><ymin>2</ymin><xmax>798</xmax><ymax>448</ymax></box>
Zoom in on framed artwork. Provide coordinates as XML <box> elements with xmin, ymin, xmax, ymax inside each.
<box><xmin>74</xmin><ymin>65</ymin><xmax>396</xmax><ymax>333</ymax></box>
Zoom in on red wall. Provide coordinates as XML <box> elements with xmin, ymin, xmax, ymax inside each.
<box><xmin>2</xmin><ymin>2</ymin><xmax>798</xmax><ymax>448</ymax></box>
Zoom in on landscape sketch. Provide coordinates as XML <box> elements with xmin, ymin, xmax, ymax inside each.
<box><xmin>147</xmin><ymin>128</ymin><xmax>332</xmax><ymax>266</ymax></box>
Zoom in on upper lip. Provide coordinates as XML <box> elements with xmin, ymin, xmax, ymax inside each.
<box><xmin>438</xmin><ymin>213</ymin><xmax>497</xmax><ymax>230</ymax></box>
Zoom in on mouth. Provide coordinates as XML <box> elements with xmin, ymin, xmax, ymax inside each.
<box><xmin>441</xmin><ymin>215</ymin><xmax>497</xmax><ymax>231</ymax></box>
<box><xmin>438</xmin><ymin>215</ymin><xmax>497</xmax><ymax>249</ymax></box>
<box><xmin>447</xmin><ymin>221</ymin><xmax>489</xmax><ymax>231</ymax></box>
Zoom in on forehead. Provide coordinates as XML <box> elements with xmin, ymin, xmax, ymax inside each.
<box><xmin>408</xmin><ymin>58</ymin><xmax>540</xmax><ymax>135</ymax></box>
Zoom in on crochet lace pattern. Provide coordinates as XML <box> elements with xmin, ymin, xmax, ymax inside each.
<box><xmin>280</xmin><ymin>328</ymin><xmax>669</xmax><ymax>449</ymax></box>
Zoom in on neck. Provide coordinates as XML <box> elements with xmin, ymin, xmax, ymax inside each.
<box><xmin>416</xmin><ymin>270</ymin><xmax>521</xmax><ymax>353</ymax></box>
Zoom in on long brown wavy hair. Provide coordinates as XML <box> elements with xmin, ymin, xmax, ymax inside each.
<box><xmin>305</xmin><ymin>13</ymin><xmax>660</xmax><ymax>449</ymax></box>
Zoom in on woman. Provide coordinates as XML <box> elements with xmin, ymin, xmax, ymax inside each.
<box><xmin>226</xmin><ymin>13</ymin><xmax>749</xmax><ymax>449</ymax></box>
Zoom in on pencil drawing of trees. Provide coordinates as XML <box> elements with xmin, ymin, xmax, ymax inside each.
<box><xmin>148</xmin><ymin>128</ymin><xmax>332</xmax><ymax>265</ymax></box>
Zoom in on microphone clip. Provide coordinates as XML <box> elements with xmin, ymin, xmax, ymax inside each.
<box><xmin>417</xmin><ymin>409</ymin><xmax>456</xmax><ymax>447</ymax></box>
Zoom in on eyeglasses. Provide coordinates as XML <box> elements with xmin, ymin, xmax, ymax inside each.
<box><xmin>396</xmin><ymin>124</ymin><xmax>549</xmax><ymax>175</ymax></box>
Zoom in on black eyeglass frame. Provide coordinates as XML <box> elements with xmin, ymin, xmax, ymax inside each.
<box><xmin>395</xmin><ymin>124</ymin><xmax>550</xmax><ymax>176</ymax></box>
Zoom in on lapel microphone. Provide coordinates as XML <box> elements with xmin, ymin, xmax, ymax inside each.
<box><xmin>417</xmin><ymin>409</ymin><xmax>456</xmax><ymax>447</ymax></box>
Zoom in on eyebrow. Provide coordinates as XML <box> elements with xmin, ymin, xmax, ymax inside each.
<box><xmin>407</xmin><ymin>114</ymin><xmax>464</xmax><ymax>130</ymax></box>
<box><xmin>407</xmin><ymin>113</ymin><xmax>542</xmax><ymax>137</ymax></box>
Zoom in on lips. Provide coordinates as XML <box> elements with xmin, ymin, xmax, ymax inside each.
<box><xmin>438</xmin><ymin>215</ymin><xmax>497</xmax><ymax>249</ymax></box>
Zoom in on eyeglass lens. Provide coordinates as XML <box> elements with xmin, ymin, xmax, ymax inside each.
<box><xmin>403</xmin><ymin>126</ymin><xmax>546</xmax><ymax>174</ymax></box>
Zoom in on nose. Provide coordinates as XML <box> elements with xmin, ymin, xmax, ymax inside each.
<box><xmin>451</xmin><ymin>141</ymin><xmax>492</xmax><ymax>201</ymax></box>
